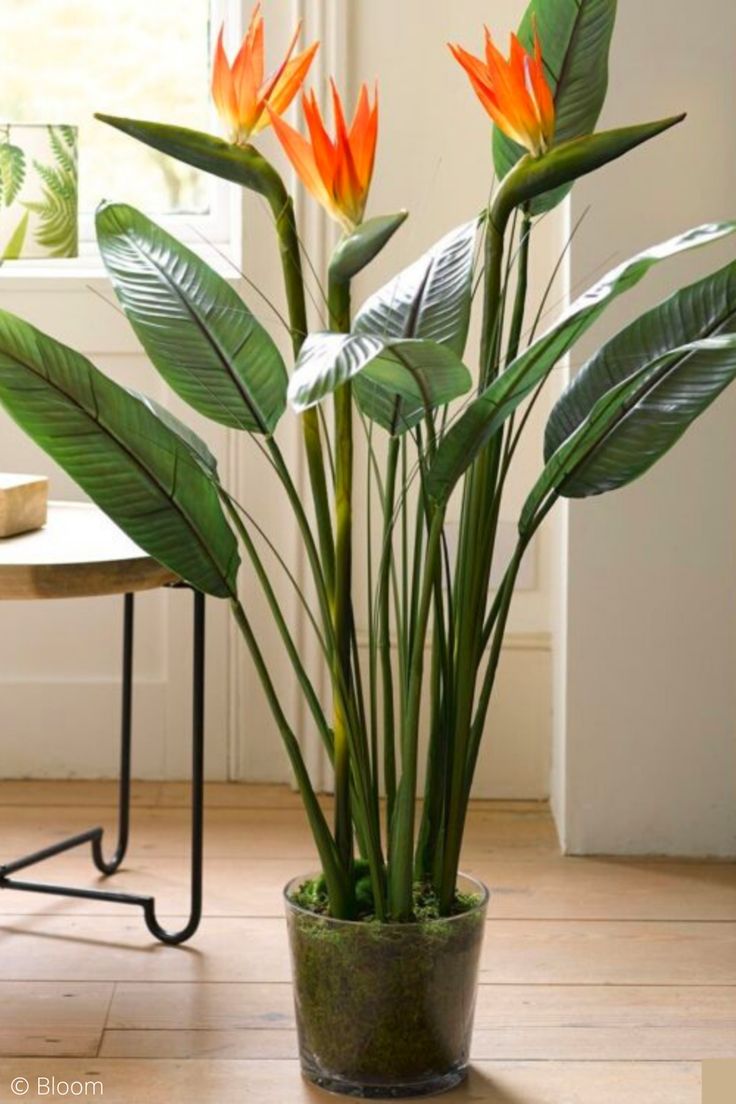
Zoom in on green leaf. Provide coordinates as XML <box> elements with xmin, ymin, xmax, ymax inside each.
<box><xmin>0</xmin><ymin>143</ymin><xmax>25</xmax><ymax>207</ymax></box>
<box><xmin>2</xmin><ymin>210</ymin><xmax>29</xmax><ymax>260</ymax></box>
<box><xmin>354</xmin><ymin>219</ymin><xmax>479</xmax><ymax>357</ymax></box>
<box><xmin>427</xmin><ymin>220</ymin><xmax>736</xmax><ymax>504</ymax></box>
<box><xmin>0</xmin><ymin>310</ymin><xmax>240</xmax><ymax>598</ymax></box>
<box><xmin>128</xmin><ymin>390</ymin><xmax>220</xmax><ymax>478</ymax></box>
<box><xmin>521</xmin><ymin>334</ymin><xmax>736</xmax><ymax>531</ymax></box>
<box><xmin>546</xmin><ymin>257</ymin><xmax>736</xmax><ymax>461</ymax></box>
<box><xmin>94</xmin><ymin>115</ymin><xmax>284</xmax><ymax>204</ymax></box>
<box><xmin>96</xmin><ymin>202</ymin><xmax>288</xmax><ymax>435</ymax></box>
<box><xmin>493</xmin><ymin>117</ymin><xmax>684</xmax><ymax>230</ymax></box>
<box><xmin>329</xmin><ymin>212</ymin><xmax>408</xmax><ymax>284</ymax></box>
<box><xmin>494</xmin><ymin>0</ymin><xmax>617</xmax><ymax>213</ymax></box>
<box><xmin>354</xmin><ymin>345</ymin><xmax>472</xmax><ymax>435</ymax></box>
<box><xmin>289</xmin><ymin>332</ymin><xmax>472</xmax><ymax>435</ymax></box>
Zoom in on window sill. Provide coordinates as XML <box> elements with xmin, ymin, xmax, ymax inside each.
<box><xmin>0</xmin><ymin>241</ymin><xmax>243</xmax><ymax>288</ymax></box>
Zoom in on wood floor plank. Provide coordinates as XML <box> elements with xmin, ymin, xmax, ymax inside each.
<box><xmin>99</xmin><ymin>1029</ymin><xmax>298</xmax><ymax>1059</ymax></box>
<box><xmin>0</xmin><ymin>804</ymin><xmax>557</xmax><ymax>862</ymax></box>
<box><xmin>98</xmin><ymin>1024</ymin><xmax>736</xmax><ymax>1062</ymax></box>
<box><xmin>107</xmin><ymin>979</ymin><xmax>736</xmax><ymax>1031</ymax></box>
<box><xmin>0</xmin><ymin>915</ymin><xmax>733</xmax><ymax>984</ymax></box>
<box><xmin>102</xmin><ymin>980</ymin><xmax>736</xmax><ymax>1060</ymax></box>
<box><xmin>0</xmin><ymin>982</ymin><xmax>113</xmax><ymax>1058</ymax></box>
<box><xmin>0</xmin><ymin>1059</ymin><xmax>701</xmax><ymax>1103</ymax></box>
<box><xmin>0</xmin><ymin>781</ymin><xmax>162</xmax><ymax>808</ymax></box>
<box><xmin>0</xmin><ymin>854</ymin><xmax>731</xmax><ymax>922</ymax></box>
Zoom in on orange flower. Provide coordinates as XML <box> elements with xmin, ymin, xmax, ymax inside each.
<box><xmin>269</xmin><ymin>82</ymin><xmax>378</xmax><ymax>232</ymax></box>
<box><xmin>212</xmin><ymin>5</ymin><xmax>318</xmax><ymax>145</ymax></box>
<box><xmin>450</xmin><ymin>25</ymin><xmax>555</xmax><ymax>158</ymax></box>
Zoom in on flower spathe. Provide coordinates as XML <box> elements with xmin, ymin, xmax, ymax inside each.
<box><xmin>269</xmin><ymin>82</ymin><xmax>378</xmax><ymax>233</ymax></box>
<box><xmin>212</xmin><ymin>4</ymin><xmax>318</xmax><ymax>145</ymax></box>
<box><xmin>450</xmin><ymin>25</ymin><xmax>555</xmax><ymax>158</ymax></box>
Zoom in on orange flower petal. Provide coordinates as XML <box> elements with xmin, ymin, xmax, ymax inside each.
<box><xmin>330</xmin><ymin>80</ymin><xmax>363</xmax><ymax>221</ymax></box>
<box><xmin>302</xmin><ymin>90</ymin><xmax>337</xmax><ymax>192</ymax></box>
<box><xmin>211</xmin><ymin>27</ymin><xmax>240</xmax><ymax>141</ymax></box>
<box><xmin>232</xmin><ymin>5</ymin><xmax>264</xmax><ymax>129</ymax></box>
<box><xmin>452</xmin><ymin>25</ymin><xmax>556</xmax><ymax>158</ymax></box>
<box><xmin>212</xmin><ymin>6</ymin><xmax>317</xmax><ymax>145</ymax></box>
<box><xmin>349</xmin><ymin>84</ymin><xmax>378</xmax><ymax>194</ymax></box>
<box><xmin>251</xmin><ymin>40</ymin><xmax>320</xmax><ymax>134</ymax></box>
<box><xmin>268</xmin><ymin>106</ymin><xmax>336</xmax><ymax>217</ymax></box>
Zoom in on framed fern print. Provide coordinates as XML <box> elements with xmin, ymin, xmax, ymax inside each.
<box><xmin>0</xmin><ymin>124</ymin><xmax>78</xmax><ymax>259</ymax></box>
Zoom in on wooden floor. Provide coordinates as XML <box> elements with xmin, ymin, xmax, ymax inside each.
<box><xmin>0</xmin><ymin>782</ymin><xmax>733</xmax><ymax>1102</ymax></box>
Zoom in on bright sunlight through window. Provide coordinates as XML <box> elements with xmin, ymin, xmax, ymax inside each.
<box><xmin>0</xmin><ymin>0</ymin><xmax>229</xmax><ymax>235</ymax></box>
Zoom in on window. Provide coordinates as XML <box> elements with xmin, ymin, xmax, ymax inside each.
<box><xmin>0</xmin><ymin>0</ymin><xmax>239</xmax><ymax>247</ymax></box>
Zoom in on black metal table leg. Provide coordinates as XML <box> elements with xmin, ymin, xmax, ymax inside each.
<box><xmin>0</xmin><ymin>588</ymin><xmax>206</xmax><ymax>946</ymax></box>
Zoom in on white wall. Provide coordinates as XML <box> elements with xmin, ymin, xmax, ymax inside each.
<box><xmin>555</xmin><ymin>0</ymin><xmax>736</xmax><ymax>856</ymax></box>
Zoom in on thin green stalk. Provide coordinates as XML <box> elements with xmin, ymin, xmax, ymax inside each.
<box><xmin>380</xmin><ymin>437</ymin><xmax>400</xmax><ymax>834</ymax></box>
<box><xmin>365</xmin><ymin>420</ymin><xmax>380</xmax><ymax>817</ymax></box>
<box><xmin>230</xmin><ymin>598</ymin><xmax>350</xmax><ymax>915</ymax></box>
<box><xmin>388</xmin><ymin>507</ymin><xmax>446</xmax><ymax>919</ymax></box>
<box><xmin>439</xmin><ymin>195</ymin><xmax>517</xmax><ymax>913</ymax></box>
<box><xmin>506</xmin><ymin>211</ymin><xmax>532</xmax><ymax>367</ymax></box>
<box><xmin>224</xmin><ymin>495</ymin><xmax>333</xmax><ymax>760</ymax></box>
<box><xmin>401</xmin><ymin>437</ymin><xmax>409</xmax><ymax>659</ymax></box>
<box><xmin>266</xmin><ymin>438</ymin><xmax>334</xmax><ymax>654</ymax></box>
<box><xmin>267</xmin><ymin>186</ymin><xmax>335</xmax><ymax>598</ymax></box>
<box><xmin>329</xmin><ymin>275</ymin><xmax>355</xmax><ymax>886</ymax></box>
<box><xmin>464</xmin><ymin>540</ymin><xmax>529</xmax><ymax>799</ymax></box>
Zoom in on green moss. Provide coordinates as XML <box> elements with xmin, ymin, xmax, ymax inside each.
<box><xmin>290</xmin><ymin>864</ymin><xmax>480</xmax><ymax>923</ymax></box>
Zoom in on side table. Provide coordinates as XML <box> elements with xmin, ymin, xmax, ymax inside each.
<box><xmin>0</xmin><ymin>501</ymin><xmax>205</xmax><ymax>945</ymax></box>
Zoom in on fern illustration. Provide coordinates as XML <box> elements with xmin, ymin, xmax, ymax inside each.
<box><xmin>0</xmin><ymin>142</ymin><xmax>26</xmax><ymax>208</ymax></box>
<box><xmin>23</xmin><ymin>126</ymin><xmax>78</xmax><ymax>257</ymax></box>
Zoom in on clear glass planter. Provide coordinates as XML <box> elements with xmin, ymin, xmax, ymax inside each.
<box><xmin>284</xmin><ymin>873</ymin><xmax>488</xmax><ymax>1099</ymax></box>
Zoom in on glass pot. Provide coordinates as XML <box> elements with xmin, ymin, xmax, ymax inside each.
<box><xmin>284</xmin><ymin>872</ymin><xmax>488</xmax><ymax>1099</ymax></box>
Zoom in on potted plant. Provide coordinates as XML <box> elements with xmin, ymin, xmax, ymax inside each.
<box><xmin>1</xmin><ymin>0</ymin><xmax>735</xmax><ymax>1096</ymax></box>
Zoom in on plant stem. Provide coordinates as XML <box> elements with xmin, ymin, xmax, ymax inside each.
<box><xmin>223</xmin><ymin>495</ymin><xmax>334</xmax><ymax>758</ymax></box>
<box><xmin>267</xmin><ymin>186</ymin><xmax>335</xmax><ymax>597</ymax></box>
<box><xmin>388</xmin><ymin>507</ymin><xmax>445</xmax><ymax>919</ymax></box>
<box><xmin>328</xmin><ymin>275</ymin><xmax>354</xmax><ymax>878</ymax></box>
<box><xmin>380</xmin><ymin>437</ymin><xmax>399</xmax><ymax>834</ymax></box>
<box><xmin>229</xmin><ymin>598</ymin><xmax>350</xmax><ymax>915</ymax></box>
<box><xmin>438</xmin><ymin>196</ymin><xmax>518</xmax><ymax>913</ymax></box>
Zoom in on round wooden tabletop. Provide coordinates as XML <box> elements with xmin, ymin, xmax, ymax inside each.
<box><xmin>0</xmin><ymin>501</ymin><xmax>179</xmax><ymax>600</ymax></box>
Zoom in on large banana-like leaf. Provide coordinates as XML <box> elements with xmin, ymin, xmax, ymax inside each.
<box><xmin>289</xmin><ymin>332</ymin><xmax>472</xmax><ymax>435</ymax></box>
<box><xmin>0</xmin><ymin>310</ymin><xmax>239</xmax><ymax>598</ymax></box>
<box><xmin>353</xmin><ymin>220</ymin><xmax>479</xmax><ymax>357</ymax></box>
<box><xmin>520</xmin><ymin>334</ymin><xmax>736</xmax><ymax>532</ymax></box>
<box><xmin>129</xmin><ymin>390</ymin><xmax>219</xmax><ymax>477</ymax></box>
<box><xmin>494</xmin><ymin>0</ymin><xmax>617</xmax><ymax>213</ymax></box>
<box><xmin>95</xmin><ymin>115</ymin><xmax>283</xmax><ymax>202</ymax></box>
<box><xmin>96</xmin><ymin>202</ymin><xmax>287</xmax><ymax>435</ymax></box>
<box><xmin>546</xmin><ymin>257</ymin><xmax>736</xmax><ymax>459</ymax></box>
<box><xmin>427</xmin><ymin>221</ymin><xmax>736</xmax><ymax>504</ymax></box>
<box><xmin>354</xmin><ymin>347</ymin><xmax>473</xmax><ymax>436</ymax></box>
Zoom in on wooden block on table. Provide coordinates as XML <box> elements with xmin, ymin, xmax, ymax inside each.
<box><xmin>0</xmin><ymin>474</ymin><xmax>48</xmax><ymax>538</ymax></box>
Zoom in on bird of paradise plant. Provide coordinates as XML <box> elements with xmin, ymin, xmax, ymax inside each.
<box><xmin>0</xmin><ymin>1</ymin><xmax>735</xmax><ymax>941</ymax></box>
